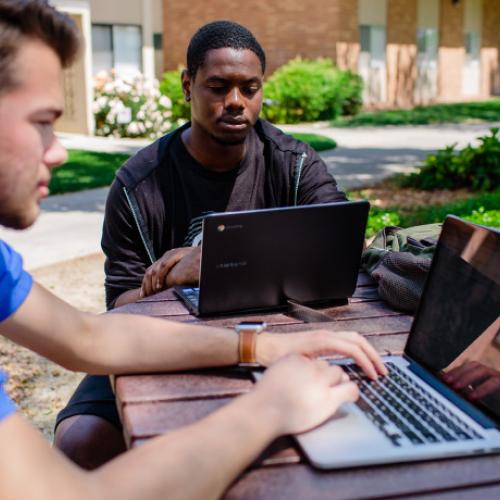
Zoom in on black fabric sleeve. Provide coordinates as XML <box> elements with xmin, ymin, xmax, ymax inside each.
<box><xmin>296</xmin><ymin>144</ymin><xmax>347</xmax><ymax>205</ymax></box>
<box><xmin>101</xmin><ymin>179</ymin><xmax>152</xmax><ymax>310</ymax></box>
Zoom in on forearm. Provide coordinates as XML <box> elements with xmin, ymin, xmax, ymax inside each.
<box><xmin>93</xmin><ymin>390</ymin><xmax>280</xmax><ymax>500</ymax></box>
<box><xmin>3</xmin><ymin>282</ymin><xmax>238</xmax><ymax>374</ymax></box>
<box><xmin>80</xmin><ymin>312</ymin><xmax>239</xmax><ymax>374</ymax></box>
<box><xmin>2</xmin><ymin>391</ymin><xmax>280</xmax><ymax>500</ymax></box>
<box><xmin>114</xmin><ymin>288</ymin><xmax>142</xmax><ymax>308</ymax></box>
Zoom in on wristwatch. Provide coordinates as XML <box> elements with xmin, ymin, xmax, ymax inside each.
<box><xmin>235</xmin><ymin>321</ymin><xmax>267</xmax><ymax>367</ymax></box>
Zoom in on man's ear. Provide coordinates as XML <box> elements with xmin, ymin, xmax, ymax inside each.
<box><xmin>181</xmin><ymin>69</ymin><xmax>192</xmax><ymax>102</ymax></box>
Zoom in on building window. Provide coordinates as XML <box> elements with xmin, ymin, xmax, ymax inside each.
<box><xmin>360</xmin><ymin>25</ymin><xmax>386</xmax><ymax>63</ymax></box>
<box><xmin>359</xmin><ymin>24</ymin><xmax>386</xmax><ymax>103</ymax></box>
<box><xmin>92</xmin><ymin>24</ymin><xmax>142</xmax><ymax>77</ymax></box>
<box><xmin>153</xmin><ymin>33</ymin><xmax>163</xmax><ymax>51</ymax></box>
<box><xmin>464</xmin><ymin>32</ymin><xmax>480</xmax><ymax>60</ymax></box>
<box><xmin>417</xmin><ymin>29</ymin><xmax>438</xmax><ymax>59</ymax></box>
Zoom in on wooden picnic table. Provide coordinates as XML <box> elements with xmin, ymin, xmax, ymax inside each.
<box><xmin>113</xmin><ymin>274</ymin><xmax>500</xmax><ymax>499</ymax></box>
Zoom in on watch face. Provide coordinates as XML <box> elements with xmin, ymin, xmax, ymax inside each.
<box><xmin>236</xmin><ymin>321</ymin><xmax>266</xmax><ymax>332</ymax></box>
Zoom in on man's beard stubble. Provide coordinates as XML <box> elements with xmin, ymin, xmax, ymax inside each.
<box><xmin>0</xmin><ymin>204</ymin><xmax>36</xmax><ymax>230</ymax></box>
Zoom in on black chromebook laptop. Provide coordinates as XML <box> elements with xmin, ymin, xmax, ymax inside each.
<box><xmin>278</xmin><ymin>216</ymin><xmax>500</xmax><ymax>469</ymax></box>
<box><xmin>175</xmin><ymin>200</ymin><xmax>370</xmax><ymax>316</ymax></box>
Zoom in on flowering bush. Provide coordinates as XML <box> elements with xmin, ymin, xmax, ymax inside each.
<box><xmin>93</xmin><ymin>72</ymin><xmax>172</xmax><ymax>139</ymax></box>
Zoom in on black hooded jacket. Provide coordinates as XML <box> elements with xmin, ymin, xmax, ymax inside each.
<box><xmin>102</xmin><ymin>119</ymin><xmax>346</xmax><ymax>308</ymax></box>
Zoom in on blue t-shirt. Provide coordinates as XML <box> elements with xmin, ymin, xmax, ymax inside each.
<box><xmin>0</xmin><ymin>371</ymin><xmax>15</xmax><ymax>422</ymax></box>
<box><xmin>0</xmin><ymin>239</ymin><xmax>33</xmax><ymax>422</ymax></box>
<box><xmin>0</xmin><ymin>239</ymin><xmax>33</xmax><ymax>321</ymax></box>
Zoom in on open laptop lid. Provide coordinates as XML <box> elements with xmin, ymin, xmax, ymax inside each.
<box><xmin>405</xmin><ymin>216</ymin><xmax>500</xmax><ymax>423</ymax></box>
<box><xmin>196</xmin><ymin>201</ymin><xmax>369</xmax><ymax>316</ymax></box>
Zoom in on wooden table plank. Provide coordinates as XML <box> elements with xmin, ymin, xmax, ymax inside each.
<box><xmin>111</xmin><ymin>299</ymin><xmax>193</xmax><ymax>317</ymax></box>
<box><xmin>190</xmin><ymin>312</ymin><xmax>303</xmax><ymax>327</ymax></box>
<box><xmin>122</xmin><ymin>397</ymin><xmax>232</xmax><ymax>439</ymax></box>
<box><xmin>403</xmin><ymin>483</ymin><xmax>500</xmax><ymax>500</ymax></box>
<box><xmin>267</xmin><ymin>315</ymin><xmax>412</xmax><ymax>336</ymax></box>
<box><xmin>116</xmin><ymin>369</ymin><xmax>252</xmax><ymax>404</ymax></box>
<box><xmin>223</xmin><ymin>456</ymin><xmax>500</xmax><ymax>500</ymax></box>
<box><xmin>316</xmin><ymin>299</ymin><xmax>405</xmax><ymax>321</ymax></box>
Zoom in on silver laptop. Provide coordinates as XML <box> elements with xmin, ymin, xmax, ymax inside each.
<box><xmin>175</xmin><ymin>201</ymin><xmax>369</xmax><ymax>316</ymax></box>
<box><xmin>259</xmin><ymin>215</ymin><xmax>500</xmax><ymax>469</ymax></box>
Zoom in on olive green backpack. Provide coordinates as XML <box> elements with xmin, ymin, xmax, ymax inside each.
<box><xmin>361</xmin><ymin>223</ymin><xmax>442</xmax><ymax>313</ymax></box>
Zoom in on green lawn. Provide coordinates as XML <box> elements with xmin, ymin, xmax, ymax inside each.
<box><xmin>289</xmin><ymin>133</ymin><xmax>337</xmax><ymax>151</ymax></box>
<box><xmin>333</xmin><ymin>100</ymin><xmax>500</xmax><ymax>127</ymax></box>
<box><xmin>49</xmin><ymin>150</ymin><xmax>130</xmax><ymax>195</ymax></box>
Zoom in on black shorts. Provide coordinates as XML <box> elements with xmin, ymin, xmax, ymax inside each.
<box><xmin>55</xmin><ymin>375</ymin><xmax>121</xmax><ymax>430</ymax></box>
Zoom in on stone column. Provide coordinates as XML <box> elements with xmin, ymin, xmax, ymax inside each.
<box><xmin>387</xmin><ymin>0</ymin><xmax>418</xmax><ymax>107</ymax></box>
<box><xmin>481</xmin><ymin>0</ymin><xmax>500</xmax><ymax>97</ymax></box>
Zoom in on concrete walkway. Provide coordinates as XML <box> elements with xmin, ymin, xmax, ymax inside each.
<box><xmin>1</xmin><ymin>122</ymin><xmax>498</xmax><ymax>269</ymax></box>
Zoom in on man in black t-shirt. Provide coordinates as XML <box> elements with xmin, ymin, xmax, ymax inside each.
<box><xmin>55</xmin><ymin>20</ymin><xmax>348</xmax><ymax>465</ymax></box>
<box><xmin>100</xmin><ymin>21</ymin><xmax>347</xmax><ymax>311</ymax></box>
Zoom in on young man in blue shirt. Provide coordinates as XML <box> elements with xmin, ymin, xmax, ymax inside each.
<box><xmin>0</xmin><ymin>1</ymin><xmax>386</xmax><ymax>497</ymax></box>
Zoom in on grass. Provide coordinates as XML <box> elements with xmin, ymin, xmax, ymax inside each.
<box><xmin>49</xmin><ymin>150</ymin><xmax>130</xmax><ymax>195</ymax></box>
<box><xmin>289</xmin><ymin>133</ymin><xmax>337</xmax><ymax>151</ymax></box>
<box><xmin>332</xmin><ymin>100</ymin><xmax>500</xmax><ymax>128</ymax></box>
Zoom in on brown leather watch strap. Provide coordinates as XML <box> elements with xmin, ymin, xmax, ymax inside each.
<box><xmin>238</xmin><ymin>329</ymin><xmax>258</xmax><ymax>365</ymax></box>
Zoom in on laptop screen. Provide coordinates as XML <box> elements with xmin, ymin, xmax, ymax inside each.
<box><xmin>405</xmin><ymin>216</ymin><xmax>500</xmax><ymax>422</ymax></box>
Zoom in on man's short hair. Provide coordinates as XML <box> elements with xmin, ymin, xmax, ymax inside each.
<box><xmin>0</xmin><ymin>0</ymin><xmax>80</xmax><ymax>94</ymax></box>
<box><xmin>187</xmin><ymin>20</ymin><xmax>266</xmax><ymax>79</ymax></box>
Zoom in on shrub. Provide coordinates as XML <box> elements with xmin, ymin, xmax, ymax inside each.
<box><xmin>159</xmin><ymin>69</ymin><xmax>191</xmax><ymax>123</ymax></box>
<box><xmin>337</xmin><ymin>70</ymin><xmax>363</xmax><ymax>116</ymax></box>
<box><xmin>93</xmin><ymin>72</ymin><xmax>172</xmax><ymax>139</ymax></box>
<box><xmin>261</xmin><ymin>58</ymin><xmax>363</xmax><ymax>124</ymax></box>
<box><xmin>365</xmin><ymin>210</ymin><xmax>400</xmax><ymax>237</ymax></box>
<box><xmin>464</xmin><ymin>208</ymin><xmax>500</xmax><ymax>227</ymax></box>
<box><xmin>400</xmin><ymin>128</ymin><xmax>500</xmax><ymax>191</ymax></box>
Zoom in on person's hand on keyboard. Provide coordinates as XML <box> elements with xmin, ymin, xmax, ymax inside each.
<box><xmin>251</xmin><ymin>354</ymin><xmax>359</xmax><ymax>434</ymax></box>
<box><xmin>256</xmin><ymin>330</ymin><xmax>388</xmax><ymax>380</ymax></box>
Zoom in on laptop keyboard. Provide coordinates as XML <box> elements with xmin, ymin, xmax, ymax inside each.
<box><xmin>181</xmin><ymin>287</ymin><xmax>200</xmax><ymax>308</ymax></box>
<box><xmin>343</xmin><ymin>362</ymin><xmax>483</xmax><ymax>447</ymax></box>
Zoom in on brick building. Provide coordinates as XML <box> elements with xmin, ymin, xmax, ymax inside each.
<box><xmin>162</xmin><ymin>0</ymin><xmax>500</xmax><ymax>107</ymax></box>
